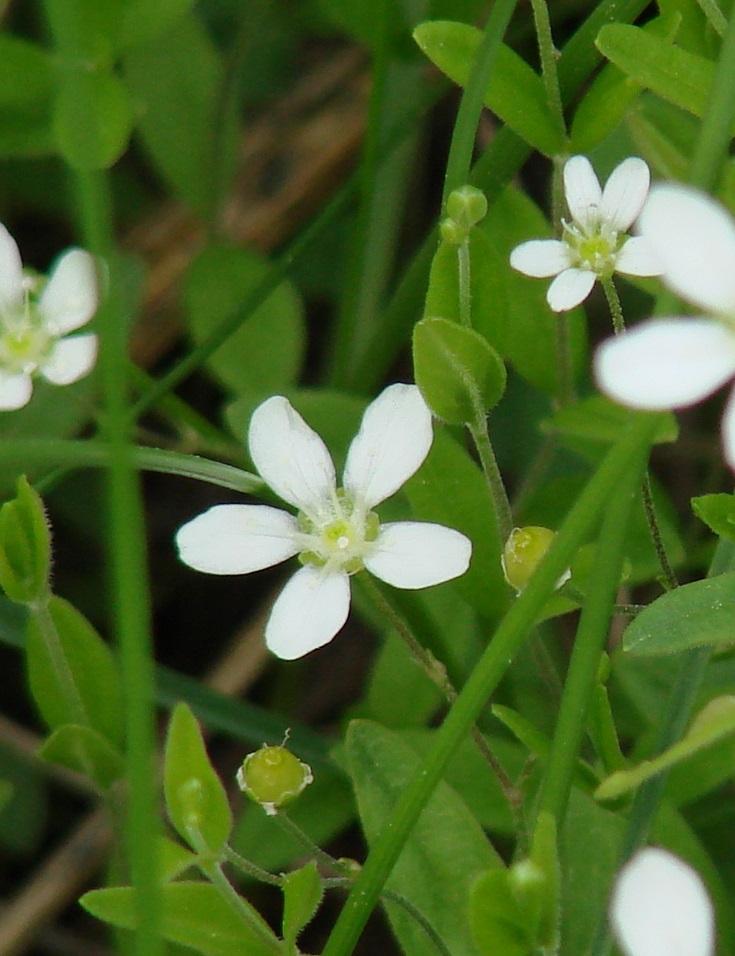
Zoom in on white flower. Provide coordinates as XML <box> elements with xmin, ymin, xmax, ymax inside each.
<box><xmin>175</xmin><ymin>384</ymin><xmax>472</xmax><ymax>660</ymax></box>
<box><xmin>510</xmin><ymin>155</ymin><xmax>661</xmax><ymax>312</ymax></box>
<box><xmin>610</xmin><ymin>847</ymin><xmax>714</xmax><ymax>956</ymax></box>
<box><xmin>595</xmin><ymin>184</ymin><xmax>735</xmax><ymax>469</ymax></box>
<box><xmin>0</xmin><ymin>225</ymin><xmax>99</xmax><ymax>410</ymax></box>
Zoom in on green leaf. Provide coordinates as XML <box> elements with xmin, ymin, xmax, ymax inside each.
<box><xmin>282</xmin><ymin>860</ymin><xmax>323</xmax><ymax>948</ymax></box>
<box><xmin>596</xmin><ymin>24</ymin><xmax>718</xmax><ymax>123</ymax></box>
<box><xmin>471</xmin><ymin>870</ymin><xmax>534</xmax><ymax>956</ymax></box>
<box><xmin>80</xmin><ymin>882</ymin><xmax>280</xmax><ymax>956</ymax></box>
<box><xmin>122</xmin><ymin>0</ymin><xmax>196</xmax><ymax>47</ymax></box>
<box><xmin>53</xmin><ymin>66</ymin><xmax>133</xmax><ymax>170</ymax></box>
<box><xmin>413</xmin><ymin>317</ymin><xmax>506</xmax><ymax>424</ymax></box>
<box><xmin>0</xmin><ymin>476</ymin><xmax>51</xmax><ymax>605</ymax></box>
<box><xmin>39</xmin><ymin>724</ymin><xmax>124</xmax><ymax>790</ymax></box>
<box><xmin>622</xmin><ymin>572</ymin><xmax>735</xmax><ymax>656</ymax></box>
<box><xmin>123</xmin><ymin>13</ymin><xmax>224</xmax><ymax>211</ymax></box>
<box><xmin>570</xmin><ymin>62</ymin><xmax>642</xmax><ymax>152</ymax></box>
<box><xmin>404</xmin><ymin>428</ymin><xmax>509</xmax><ymax>622</ymax></box>
<box><xmin>158</xmin><ymin>836</ymin><xmax>197</xmax><ymax>882</ymax></box>
<box><xmin>692</xmin><ymin>493</ymin><xmax>735</xmax><ymax>541</ymax></box>
<box><xmin>164</xmin><ymin>703</ymin><xmax>232</xmax><ymax>853</ymax></box>
<box><xmin>413</xmin><ymin>21</ymin><xmax>565</xmax><ymax>156</ymax></box>
<box><xmin>529</xmin><ymin>812</ymin><xmax>560</xmax><ymax>951</ymax></box>
<box><xmin>0</xmin><ymin>37</ymin><xmax>53</xmax><ymax>107</ymax></box>
<box><xmin>346</xmin><ymin>720</ymin><xmax>501</xmax><ymax>956</ymax></box>
<box><xmin>26</xmin><ymin>596</ymin><xmax>124</xmax><ymax>746</ymax></box>
<box><xmin>184</xmin><ymin>244</ymin><xmax>305</xmax><ymax>395</ymax></box>
<box><xmin>596</xmin><ymin>696</ymin><xmax>735</xmax><ymax>801</ymax></box>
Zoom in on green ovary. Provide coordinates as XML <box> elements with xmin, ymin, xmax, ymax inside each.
<box><xmin>298</xmin><ymin>492</ymin><xmax>380</xmax><ymax>573</ymax></box>
<box><xmin>0</xmin><ymin>324</ymin><xmax>51</xmax><ymax>375</ymax></box>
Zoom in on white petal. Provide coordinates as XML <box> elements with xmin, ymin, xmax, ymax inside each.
<box><xmin>614</xmin><ymin>236</ymin><xmax>662</xmax><ymax>277</ymax></box>
<box><xmin>0</xmin><ymin>224</ymin><xmax>23</xmax><ymax>313</ymax></box>
<box><xmin>610</xmin><ymin>847</ymin><xmax>714</xmax><ymax>956</ymax></box>
<box><xmin>564</xmin><ymin>155</ymin><xmax>602</xmax><ymax>229</ymax></box>
<box><xmin>720</xmin><ymin>386</ymin><xmax>735</xmax><ymax>471</ymax></box>
<box><xmin>601</xmin><ymin>157</ymin><xmax>651</xmax><ymax>231</ymax></box>
<box><xmin>39</xmin><ymin>249</ymin><xmax>98</xmax><ymax>335</ymax></box>
<box><xmin>595</xmin><ymin>318</ymin><xmax>735</xmax><ymax>409</ymax></box>
<box><xmin>265</xmin><ymin>565</ymin><xmax>351</xmax><ymax>659</ymax></box>
<box><xmin>0</xmin><ymin>371</ymin><xmax>32</xmax><ymax>410</ymax></box>
<box><xmin>343</xmin><ymin>383</ymin><xmax>433</xmax><ymax>509</ymax></box>
<box><xmin>248</xmin><ymin>396</ymin><xmax>337</xmax><ymax>517</ymax></box>
<box><xmin>510</xmin><ymin>239</ymin><xmax>571</xmax><ymax>278</ymax></box>
<box><xmin>176</xmin><ymin>504</ymin><xmax>300</xmax><ymax>574</ymax></box>
<box><xmin>364</xmin><ymin>521</ymin><xmax>472</xmax><ymax>589</ymax></box>
<box><xmin>547</xmin><ymin>268</ymin><xmax>596</xmax><ymax>311</ymax></box>
<box><xmin>40</xmin><ymin>333</ymin><xmax>98</xmax><ymax>385</ymax></box>
<box><xmin>639</xmin><ymin>184</ymin><xmax>735</xmax><ymax>315</ymax></box>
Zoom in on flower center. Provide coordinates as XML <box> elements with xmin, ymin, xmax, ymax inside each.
<box><xmin>563</xmin><ymin>220</ymin><xmax>621</xmax><ymax>276</ymax></box>
<box><xmin>297</xmin><ymin>489</ymin><xmax>380</xmax><ymax>574</ymax></box>
<box><xmin>0</xmin><ymin>279</ymin><xmax>52</xmax><ymax>376</ymax></box>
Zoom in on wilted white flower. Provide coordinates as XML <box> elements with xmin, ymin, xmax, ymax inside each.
<box><xmin>595</xmin><ymin>184</ymin><xmax>735</xmax><ymax>469</ymax></box>
<box><xmin>0</xmin><ymin>225</ymin><xmax>98</xmax><ymax>410</ymax></box>
<box><xmin>510</xmin><ymin>155</ymin><xmax>661</xmax><ymax>311</ymax></box>
<box><xmin>176</xmin><ymin>384</ymin><xmax>472</xmax><ymax>660</ymax></box>
<box><xmin>610</xmin><ymin>847</ymin><xmax>714</xmax><ymax>956</ymax></box>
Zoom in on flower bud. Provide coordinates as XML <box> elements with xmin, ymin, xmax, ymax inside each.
<box><xmin>237</xmin><ymin>744</ymin><xmax>313</xmax><ymax>816</ymax></box>
<box><xmin>502</xmin><ymin>526</ymin><xmax>570</xmax><ymax>594</ymax></box>
<box><xmin>441</xmin><ymin>186</ymin><xmax>488</xmax><ymax>245</ymax></box>
<box><xmin>0</xmin><ymin>476</ymin><xmax>51</xmax><ymax>606</ymax></box>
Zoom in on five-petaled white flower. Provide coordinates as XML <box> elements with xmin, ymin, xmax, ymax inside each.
<box><xmin>510</xmin><ymin>155</ymin><xmax>662</xmax><ymax>312</ymax></box>
<box><xmin>595</xmin><ymin>184</ymin><xmax>735</xmax><ymax>470</ymax></box>
<box><xmin>610</xmin><ymin>847</ymin><xmax>714</xmax><ymax>956</ymax></box>
<box><xmin>0</xmin><ymin>225</ymin><xmax>98</xmax><ymax>410</ymax></box>
<box><xmin>175</xmin><ymin>384</ymin><xmax>472</xmax><ymax>660</ymax></box>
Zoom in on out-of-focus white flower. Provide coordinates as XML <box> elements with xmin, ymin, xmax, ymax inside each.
<box><xmin>595</xmin><ymin>184</ymin><xmax>735</xmax><ymax>469</ymax></box>
<box><xmin>0</xmin><ymin>226</ymin><xmax>98</xmax><ymax>410</ymax></box>
<box><xmin>176</xmin><ymin>384</ymin><xmax>472</xmax><ymax>660</ymax></box>
<box><xmin>610</xmin><ymin>847</ymin><xmax>714</xmax><ymax>956</ymax></box>
<box><xmin>510</xmin><ymin>155</ymin><xmax>661</xmax><ymax>312</ymax></box>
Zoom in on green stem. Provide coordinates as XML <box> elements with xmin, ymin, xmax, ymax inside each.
<box><xmin>689</xmin><ymin>3</ymin><xmax>735</xmax><ymax>190</ymax></box>
<box><xmin>457</xmin><ymin>239</ymin><xmax>472</xmax><ymax>328</ymax></box>
<box><xmin>601</xmin><ymin>276</ymin><xmax>624</xmax><ymax>336</ymax></box>
<box><xmin>201</xmin><ymin>859</ymin><xmax>283</xmax><ymax>954</ymax></box>
<box><xmin>442</xmin><ymin>0</ymin><xmax>520</xmax><ymax>201</ymax></box>
<box><xmin>468</xmin><ymin>417</ymin><xmax>514</xmax><ymax>545</ymax></box>
<box><xmin>380</xmin><ymin>890</ymin><xmax>454</xmax><ymax>956</ymax></box>
<box><xmin>641</xmin><ymin>473</ymin><xmax>678</xmax><ymax>590</ymax></box>
<box><xmin>555</xmin><ymin>312</ymin><xmax>575</xmax><ymax>406</ymax></box>
<box><xmin>534</xmin><ymin>435</ymin><xmax>647</xmax><ymax>831</ymax></box>
<box><xmin>529</xmin><ymin>0</ymin><xmax>567</xmax><ymax>144</ymax></box>
<box><xmin>695</xmin><ymin>0</ymin><xmax>727</xmax><ymax>36</ymax></box>
<box><xmin>589</xmin><ymin>684</ymin><xmax>627</xmax><ymax>775</ymax></box>
<box><xmin>223</xmin><ymin>845</ymin><xmax>284</xmax><ymax>888</ymax></box>
<box><xmin>274</xmin><ymin>812</ymin><xmax>351</xmax><ymax>878</ymax></box>
<box><xmin>321</xmin><ymin>413</ymin><xmax>662</xmax><ymax>956</ymax></box>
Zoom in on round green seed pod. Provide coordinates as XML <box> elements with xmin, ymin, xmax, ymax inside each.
<box><xmin>502</xmin><ymin>526</ymin><xmax>568</xmax><ymax>594</ymax></box>
<box><xmin>237</xmin><ymin>744</ymin><xmax>313</xmax><ymax>816</ymax></box>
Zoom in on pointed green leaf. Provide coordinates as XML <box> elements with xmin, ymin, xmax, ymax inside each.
<box><xmin>622</xmin><ymin>572</ymin><xmax>735</xmax><ymax>656</ymax></box>
<box><xmin>39</xmin><ymin>724</ymin><xmax>124</xmax><ymax>790</ymax></box>
<box><xmin>282</xmin><ymin>860</ymin><xmax>323</xmax><ymax>948</ymax></box>
<box><xmin>413</xmin><ymin>21</ymin><xmax>564</xmax><ymax>156</ymax></box>
<box><xmin>164</xmin><ymin>703</ymin><xmax>232</xmax><ymax>853</ymax></box>
<box><xmin>570</xmin><ymin>62</ymin><xmax>641</xmax><ymax>152</ymax></box>
<box><xmin>413</xmin><ymin>317</ymin><xmax>506</xmax><ymax>424</ymax></box>
<box><xmin>158</xmin><ymin>836</ymin><xmax>197</xmax><ymax>882</ymax></box>
<box><xmin>80</xmin><ymin>882</ymin><xmax>281</xmax><ymax>956</ymax></box>
<box><xmin>0</xmin><ymin>476</ymin><xmax>51</xmax><ymax>605</ymax></box>
<box><xmin>692</xmin><ymin>493</ymin><xmax>735</xmax><ymax>541</ymax></box>
<box><xmin>596</xmin><ymin>25</ymin><xmax>719</xmax><ymax>123</ymax></box>
<box><xmin>26</xmin><ymin>596</ymin><xmax>124</xmax><ymax>746</ymax></box>
<box><xmin>596</xmin><ymin>696</ymin><xmax>735</xmax><ymax>801</ymax></box>
<box><xmin>346</xmin><ymin>720</ymin><xmax>501</xmax><ymax>956</ymax></box>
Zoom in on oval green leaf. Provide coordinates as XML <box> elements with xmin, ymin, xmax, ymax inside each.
<box><xmin>282</xmin><ymin>860</ymin><xmax>323</xmax><ymax>947</ymax></box>
<box><xmin>413</xmin><ymin>317</ymin><xmax>506</xmax><ymax>424</ymax></box>
<box><xmin>54</xmin><ymin>67</ymin><xmax>133</xmax><ymax>170</ymax></box>
<box><xmin>622</xmin><ymin>572</ymin><xmax>735</xmax><ymax>656</ymax></box>
<box><xmin>39</xmin><ymin>724</ymin><xmax>125</xmax><ymax>791</ymax></box>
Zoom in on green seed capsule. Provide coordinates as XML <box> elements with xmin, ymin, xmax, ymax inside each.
<box><xmin>502</xmin><ymin>526</ymin><xmax>570</xmax><ymax>594</ymax></box>
<box><xmin>236</xmin><ymin>744</ymin><xmax>313</xmax><ymax>816</ymax></box>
